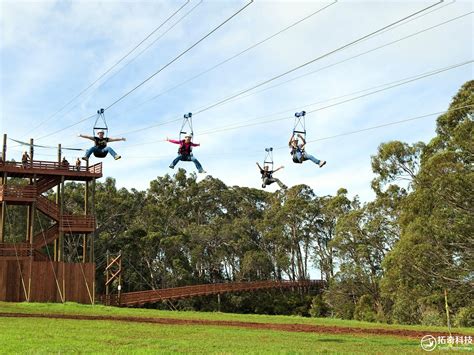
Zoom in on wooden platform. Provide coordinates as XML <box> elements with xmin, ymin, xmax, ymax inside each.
<box><xmin>0</xmin><ymin>160</ymin><xmax>102</xmax><ymax>181</ymax></box>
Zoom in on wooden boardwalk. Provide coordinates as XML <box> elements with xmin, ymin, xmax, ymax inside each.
<box><xmin>104</xmin><ymin>280</ymin><xmax>325</xmax><ymax>306</ymax></box>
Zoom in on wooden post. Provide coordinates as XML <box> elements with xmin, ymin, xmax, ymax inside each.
<box><xmin>83</xmin><ymin>180</ymin><xmax>89</xmax><ymax>263</ymax></box>
<box><xmin>0</xmin><ymin>201</ymin><xmax>6</xmax><ymax>243</ymax></box>
<box><xmin>217</xmin><ymin>293</ymin><xmax>221</xmax><ymax>312</ymax></box>
<box><xmin>1</xmin><ymin>134</ymin><xmax>6</xmax><ymax>183</ymax></box>
<box><xmin>0</xmin><ymin>135</ymin><xmax>6</xmax><ymax>242</ymax></box>
<box><xmin>90</xmin><ymin>178</ymin><xmax>95</xmax><ymax>264</ymax></box>
<box><xmin>54</xmin><ymin>144</ymin><xmax>61</xmax><ymax>261</ymax></box>
<box><xmin>105</xmin><ymin>250</ymin><xmax>110</xmax><ymax>300</ymax></box>
<box><xmin>118</xmin><ymin>251</ymin><xmax>122</xmax><ymax>305</ymax></box>
<box><xmin>58</xmin><ymin>176</ymin><xmax>65</xmax><ymax>262</ymax></box>
<box><xmin>29</xmin><ymin>138</ymin><xmax>34</xmax><ymax>166</ymax></box>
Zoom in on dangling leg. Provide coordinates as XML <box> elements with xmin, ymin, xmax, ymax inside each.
<box><xmin>83</xmin><ymin>146</ymin><xmax>99</xmax><ymax>160</ymax></box>
<box><xmin>273</xmin><ymin>177</ymin><xmax>287</xmax><ymax>189</ymax></box>
<box><xmin>302</xmin><ymin>152</ymin><xmax>326</xmax><ymax>167</ymax></box>
<box><xmin>190</xmin><ymin>156</ymin><xmax>205</xmax><ymax>173</ymax></box>
<box><xmin>169</xmin><ymin>155</ymin><xmax>183</xmax><ymax>169</ymax></box>
<box><xmin>104</xmin><ymin>146</ymin><xmax>120</xmax><ymax>160</ymax></box>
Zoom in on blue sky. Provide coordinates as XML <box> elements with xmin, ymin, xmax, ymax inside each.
<box><xmin>1</xmin><ymin>0</ymin><xmax>472</xmax><ymax>202</ymax></box>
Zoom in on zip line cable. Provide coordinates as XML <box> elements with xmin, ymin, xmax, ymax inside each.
<box><xmin>114</xmin><ymin>2</ymin><xmax>462</xmax><ymax>138</ymax></box>
<box><xmin>92</xmin><ymin>0</ymin><xmax>204</xmax><ymax>97</ymax></box>
<box><xmin>122</xmin><ymin>104</ymin><xmax>474</xmax><ymax>159</ymax></box>
<box><xmin>124</xmin><ymin>0</ymin><xmax>453</xmax><ymax>118</ymax></box>
<box><xmin>191</xmin><ymin>0</ymin><xmax>445</xmax><ymax>116</ymax></box>
<box><xmin>31</xmin><ymin>10</ymin><xmax>473</xmax><ymax>143</ymax></box>
<box><xmin>201</xmin><ymin>10</ymin><xmax>471</xmax><ymax>112</ymax></box>
<box><xmin>103</xmin><ymin>0</ymin><xmax>255</xmax><ymax>111</ymax></box>
<box><xmin>25</xmin><ymin>0</ymin><xmax>191</xmax><ymax>138</ymax></box>
<box><xmin>122</xmin><ymin>59</ymin><xmax>472</xmax><ymax>148</ymax></box>
<box><xmin>9</xmin><ymin>138</ymin><xmax>84</xmax><ymax>151</ymax></box>
<box><xmin>33</xmin><ymin>2</ymin><xmax>468</xmax><ymax>145</ymax></box>
<box><xmin>196</xmin><ymin>60</ymin><xmax>473</xmax><ymax>137</ymax></box>
<box><xmin>36</xmin><ymin>113</ymin><xmax>97</xmax><ymax>141</ymax></box>
<box><xmin>34</xmin><ymin>1</ymin><xmax>254</xmax><ymax>143</ymax></box>
<box><xmin>128</xmin><ymin>0</ymin><xmax>338</xmax><ymax>112</ymax></box>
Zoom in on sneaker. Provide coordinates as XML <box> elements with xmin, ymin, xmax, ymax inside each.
<box><xmin>282</xmin><ymin>185</ymin><xmax>288</xmax><ymax>190</ymax></box>
<box><xmin>169</xmin><ymin>164</ymin><xmax>174</xmax><ymax>169</ymax></box>
<box><xmin>114</xmin><ymin>155</ymin><xmax>121</xmax><ymax>160</ymax></box>
<box><xmin>262</xmin><ymin>183</ymin><xmax>266</xmax><ymax>188</ymax></box>
<box><xmin>199</xmin><ymin>170</ymin><xmax>207</xmax><ymax>174</ymax></box>
<box><xmin>81</xmin><ymin>156</ymin><xmax>89</xmax><ymax>161</ymax></box>
<box><xmin>319</xmin><ymin>160</ymin><xmax>326</xmax><ymax>168</ymax></box>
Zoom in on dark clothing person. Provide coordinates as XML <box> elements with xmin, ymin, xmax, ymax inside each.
<box><xmin>257</xmin><ymin>162</ymin><xmax>287</xmax><ymax>189</ymax></box>
<box><xmin>78</xmin><ymin>131</ymin><xmax>125</xmax><ymax>160</ymax></box>
<box><xmin>21</xmin><ymin>152</ymin><xmax>30</xmax><ymax>168</ymax></box>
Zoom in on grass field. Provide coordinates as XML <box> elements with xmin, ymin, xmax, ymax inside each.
<box><xmin>1</xmin><ymin>302</ymin><xmax>472</xmax><ymax>353</ymax></box>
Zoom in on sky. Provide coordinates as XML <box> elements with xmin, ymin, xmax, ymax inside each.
<box><xmin>1</xmin><ymin>0</ymin><xmax>473</xmax><ymax>203</ymax></box>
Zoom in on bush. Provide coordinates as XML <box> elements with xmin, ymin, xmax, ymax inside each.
<box><xmin>420</xmin><ymin>308</ymin><xmax>445</xmax><ymax>326</ymax></box>
<box><xmin>309</xmin><ymin>295</ymin><xmax>329</xmax><ymax>318</ymax></box>
<box><xmin>391</xmin><ymin>294</ymin><xmax>421</xmax><ymax>324</ymax></box>
<box><xmin>453</xmin><ymin>307</ymin><xmax>474</xmax><ymax>328</ymax></box>
<box><xmin>354</xmin><ymin>294</ymin><xmax>377</xmax><ymax>322</ymax></box>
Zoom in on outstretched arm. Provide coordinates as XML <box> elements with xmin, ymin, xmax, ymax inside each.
<box><xmin>108</xmin><ymin>137</ymin><xmax>126</xmax><ymax>142</ymax></box>
<box><xmin>166</xmin><ymin>138</ymin><xmax>181</xmax><ymax>144</ymax></box>
<box><xmin>273</xmin><ymin>165</ymin><xmax>284</xmax><ymax>173</ymax></box>
<box><xmin>256</xmin><ymin>162</ymin><xmax>263</xmax><ymax>171</ymax></box>
<box><xmin>78</xmin><ymin>134</ymin><xmax>94</xmax><ymax>141</ymax></box>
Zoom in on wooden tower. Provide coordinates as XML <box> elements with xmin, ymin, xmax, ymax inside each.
<box><xmin>0</xmin><ymin>134</ymin><xmax>102</xmax><ymax>304</ymax></box>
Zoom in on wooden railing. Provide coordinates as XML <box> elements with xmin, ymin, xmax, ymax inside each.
<box><xmin>0</xmin><ymin>185</ymin><xmax>37</xmax><ymax>202</ymax></box>
<box><xmin>33</xmin><ymin>224</ymin><xmax>59</xmax><ymax>249</ymax></box>
<box><xmin>115</xmin><ymin>280</ymin><xmax>325</xmax><ymax>306</ymax></box>
<box><xmin>36</xmin><ymin>177</ymin><xmax>61</xmax><ymax>194</ymax></box>
<box><xmin>0</xmin><ymin>242</ymin><xmax>34</xmax><ymax>259</ymax></box>
<box><xmin>36</xmin><ymin>195</ymin><xmax>60</xmax><ymax>220</ymax></box>
<box><xmin>0</xmin><ymin>160</ymin><xmax>102</xmax><ymax>177</ymax></box>
<box><xmin>60</xmin><ymin>215</ymin><xmax>95</xmax><ymax>232</ymax></box>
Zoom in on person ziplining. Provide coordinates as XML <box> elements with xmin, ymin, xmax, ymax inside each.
<box><xmin>257</xmin><ymin>147</ymin><xmax>287</xmax><ymax>189</ymax></box>
<box><xmin>78</xmin><ymin>108</ymin><xmax>125</xmax><ymax>161</ymax></box>
<box><xmin>289</xmin><ymin>111</ymin><xmax>326</xmax><ymax>167</ymax></box>
<box><xmin>167</xmin><ymin>112</ymin><xmax>206</xmax><ymax>174</ymax></box>
<box><xmin>166</xmin><ymin>134</ymin><xmax>206</xmax><ymax>173</ymax></box>
<box><xmin>257</xmin><ymin>163</ymin><xmax>287</xmax><ymax>190</ymax></box>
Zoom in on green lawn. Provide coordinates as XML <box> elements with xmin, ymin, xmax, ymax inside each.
<box><xmin>0</xmin><ymin>316</ymin><xmax>423</xmax><ymax>354</ymax></box>
<box><xmin>1</xmin><ymin>302</ymin><xmax>473</xmax><ymax>353</ymax></box>
<box><xmin>0</xmin><ymin>301</ymin><xmax>472</xmax><ymax>335</ymax></box>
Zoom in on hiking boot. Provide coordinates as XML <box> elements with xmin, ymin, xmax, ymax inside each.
<box><xmin>114</xmin><ymin>155</ymin><xmax>121</xmax><ymax>160</ymax></box>
<box><xmin>319</xmin><ymin>160</ymin><xmax>326</xmax><ymax>168</ymax></box>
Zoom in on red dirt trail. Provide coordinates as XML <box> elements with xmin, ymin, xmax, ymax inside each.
<box><xmin>0</xmin><ymin>312</ymin><xmax>465</xmax><ymax>339</ymax></box>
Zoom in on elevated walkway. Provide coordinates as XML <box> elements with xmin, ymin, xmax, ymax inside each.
<box><xmin>104</xmin><ymin>280</ymin><xmax>325</xmax><ymax>306</ymax></box>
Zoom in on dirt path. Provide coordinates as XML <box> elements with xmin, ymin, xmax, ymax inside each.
<box><xmin>0</xmin><ymin>312</ymin><xmax>461</xmax><ymax>339</ymax></box>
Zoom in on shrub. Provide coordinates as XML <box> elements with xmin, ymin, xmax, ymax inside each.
<box><xmin>420</xmin><ymin>308</ymin><xmax>445</xmax><ymax>326</ymax></box>
<box><xmin>453</xmin><ymin>307</ymin><xmax>474</xmax><ymax>328</ymax></box>
<box><xmin>309</xmin><ymin>295</ymin><xmax>329</xmax><ymax>318</ymax></box>
<box><xmin>354</xmin><ymin>294</ymin><xmax>377</xmax><ymax>322</ymax></box>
